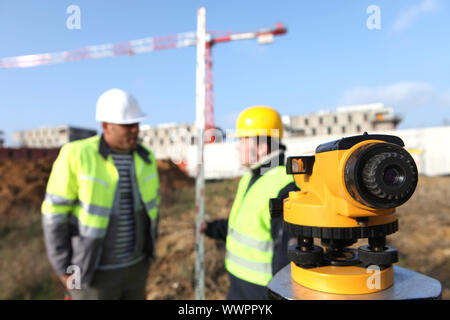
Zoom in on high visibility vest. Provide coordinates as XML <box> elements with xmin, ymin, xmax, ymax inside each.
<box><xmin>41</xmin><ymin>135</ymin><xmax>160</xmax><ymax>247</ymax></box>
<box><xmin>225</xmin><ymin>165</ymin><xmax>294</xmax><ymax>286</ymax></box>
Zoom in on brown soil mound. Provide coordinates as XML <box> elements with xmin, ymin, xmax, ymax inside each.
<box><xmin>157</xmin><ymin>159</ymin><xmax>194</xmax><ymax>194</ymax></box>
<box><xmin>0</xmin><ymin>159</ymin><xmax>53</xmax><ymax>215</ymax></box>
<box><xmin>0</xmin><ymin>158</ymin><xmax>194</xmax><ymax>216</ymax></box>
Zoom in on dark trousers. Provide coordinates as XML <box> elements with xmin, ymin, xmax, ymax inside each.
<box><xmin>69</xmin><ymin>258</ymin><xmax>150</xmax><ymax>300</ymax></box>
<box><xmin>226</xmin><ymin>272</ymin><xmax>268</xmax><ymax>300</ymax></box>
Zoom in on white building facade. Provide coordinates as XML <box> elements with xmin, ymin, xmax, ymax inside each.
<box><xmin>283</xmin><ymin>103</ymin><xmax>401</xmax><ymax>137</ymax></box>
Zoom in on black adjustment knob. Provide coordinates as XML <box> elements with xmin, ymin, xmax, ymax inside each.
<box><xmin>288</xmin><ymin>245</ymin><xmax>324</xmax><ymax>266</ymax></box>
<box><xmin>358</xmin><ymin>245</ymin><xmax>398</xmax><ymax>267</ymax></box>
<box><xmin>269</xmin><ymin>198</ymin><xmax>283</xmax><ymax>219</ymax></box>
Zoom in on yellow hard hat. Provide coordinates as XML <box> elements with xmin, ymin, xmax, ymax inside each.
<box><xmin>235</xmin><ymin>105</ymin><xmax>284</xmax><ymax>139</ymax></box>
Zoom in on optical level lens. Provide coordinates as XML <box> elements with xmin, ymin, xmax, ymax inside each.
<box><xmin>344</xmin><ymin>143</ymin><xmax>418</xmax><ymax>209</ymax></box>
<box><xmin>383</xmin><ymin>166</ymin><xmax>405</xmax><ymax>186</ymax></box>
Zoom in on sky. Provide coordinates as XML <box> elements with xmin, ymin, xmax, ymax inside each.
<box><xmin>1</xmin><ymin>0</ymin><xmax>449</xmax><ymax>146</ymax></box>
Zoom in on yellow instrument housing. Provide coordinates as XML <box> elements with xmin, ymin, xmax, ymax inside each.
<box><xmin>284</xmin><ymin>140</ymin><xmax>397</xmax><ymax>229</ymax></box>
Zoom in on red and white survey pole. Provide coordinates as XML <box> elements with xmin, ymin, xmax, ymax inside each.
<box><xmin>194</xmin><ymin>6</ymin><xmax>206</xmax><ymax>300</ymax></box>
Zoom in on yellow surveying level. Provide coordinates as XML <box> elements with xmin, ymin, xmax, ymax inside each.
<box><xmin>268</xmin><ymin>133</ymin><xmax>442</xmax><ymax>299</ymax></box>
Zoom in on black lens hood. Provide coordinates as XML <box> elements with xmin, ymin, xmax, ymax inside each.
<box><xmin>344</xmin><ymin>143</ymin><xmax>418</xmax><ymax>209</ymax></box>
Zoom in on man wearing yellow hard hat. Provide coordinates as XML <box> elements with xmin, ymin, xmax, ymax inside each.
<box><xmin>201</xmin><ymin>106</ymin><xmax>299</xmax><ymax>299</ymax></box>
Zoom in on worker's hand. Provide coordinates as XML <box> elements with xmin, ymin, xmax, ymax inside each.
<box><xmin>59</xmin><ymin>274</ymin><xmax>70</xmax><ymax>290</ymax></box>
<box><xmin>199</xmin><ymin>221</ymin><xmax>208</xmax><ymax>235</ymax></box>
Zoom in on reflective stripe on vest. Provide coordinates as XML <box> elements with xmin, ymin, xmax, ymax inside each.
<box><xmin>228</xmin><ymin>227</ymin><xmax>273</xmax><ymax>252</ymax></box>
<box><xmin>225</xmin><ymin>251</ymin><xmax>272</xmax><ymax>274</ymax></box>
<box><xmin>44</xmin><ymin>193</ymin><xmax>76</xmax><ymax>206</ymax></box>
<box><xmin>41</xmin><ymin>135</ymin><xmax>160</xmax><ymax>241</ymax></box>
<box><xmin>225</xmin><ymin>165</ymin><xmax>294</xmax><ymax>286</ymax></box>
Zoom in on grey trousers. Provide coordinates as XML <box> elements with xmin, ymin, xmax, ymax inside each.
<box><xmin>69</xmin><ymin>258</ymin><xmax>150</xmax><ymax>300</ymax></box>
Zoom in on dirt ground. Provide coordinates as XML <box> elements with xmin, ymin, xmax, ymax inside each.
<box><xmin>389</xmin><ymin>176</ymin><xmax>450</xmax><ymax>299</ymax></box>
<box><xmin>146</xmin><ymin>179</ymin><xmax>235</xmax><ymax>300</ymax></box>
<box><xmin>0</xmin><ymin>158</ymin><xmax>448</xmax><ymax>300</ymax></box>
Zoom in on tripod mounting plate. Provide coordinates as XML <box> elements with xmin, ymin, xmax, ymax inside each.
<box><xmin>267</xmin><ymin>264</ymin><xmax>442</xmax><ymax>300</ymax></box>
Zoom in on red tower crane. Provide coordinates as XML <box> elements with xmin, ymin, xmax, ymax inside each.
<box><xmin>0</xmin><ymin>23</ymin><xmax>287</xmax><ymax>137</ymax></box>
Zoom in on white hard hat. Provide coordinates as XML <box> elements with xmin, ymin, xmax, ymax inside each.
<box><xmin>96</xmin><ymin>88</ymin><xmax>146</xmax><ymax>124</ymax></box>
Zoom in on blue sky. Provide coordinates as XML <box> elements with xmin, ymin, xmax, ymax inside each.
<box><xmin>1</xmin><ymin>0</ymin><xmax>449</xmax><ymax>146</ymax></box>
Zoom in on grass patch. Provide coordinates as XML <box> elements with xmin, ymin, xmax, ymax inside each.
<box><xmin>0</xmin><ymin>205</ymin><xmax>65</xmax><ymax>300</ymax></box>
<box><xmin>160</xmin><ymin>187</ymin><xmax>195</xmax><ymax>218</ymax></box>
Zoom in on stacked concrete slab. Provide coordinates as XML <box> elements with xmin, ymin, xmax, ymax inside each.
<box><xmin>283</xmin><ymin>103</ymin><xmax>401</xmax><ymax>138</ymax></box>
<box><xmin>139</xmin><ymin>123</ymin><xmax>196</xmax><ymax>161</ymax></box>
<box><xmin>13</xmin><ymin>125</ymin><xmax>97</xmax><ymax>148</ymax></box>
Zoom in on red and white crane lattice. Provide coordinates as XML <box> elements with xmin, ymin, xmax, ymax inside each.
<box><xmin>0</xmin><ymin>22</ymin><xmax>287</xmax><ymax>135</ymax></box>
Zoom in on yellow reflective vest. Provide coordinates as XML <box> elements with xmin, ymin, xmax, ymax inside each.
<box><xmin>41</xmin><ymin>135</ymin><xmax>160</xmax><ymax>284</ymax></box>
<box><xmin>225</xmin><ymin>165</ymin><xmax>294</xmax><ymax>286</ymax></box>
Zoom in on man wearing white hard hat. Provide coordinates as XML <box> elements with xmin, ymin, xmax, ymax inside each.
<box><xmin>42</xmin><ymin>89</ymin><xmax>160</xmax><ymax>299</ymax></box>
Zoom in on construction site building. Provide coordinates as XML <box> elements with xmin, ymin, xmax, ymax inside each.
<box><xmin>185</xmin><ymin>126</ymin><xmax>450</xmax><ymax>179</ymax></box>
<box><xmin>282</xmin><ymin>103</ymin><xmax>401</xmax><ymax>138</ymax></box>
<box><xmin>139</xmin><ymin>104</ymin><xmax>400</xmax><ymax>161</ymax></box>
<box><xmin>13</xmin><ymin>125</ymin><xmax>97</xmax><ymax>148</ymax></box>
<box><xmin>139</xmin><ymin>123</ymin><xmax>196</xmax><ymax>160</ymax></box>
